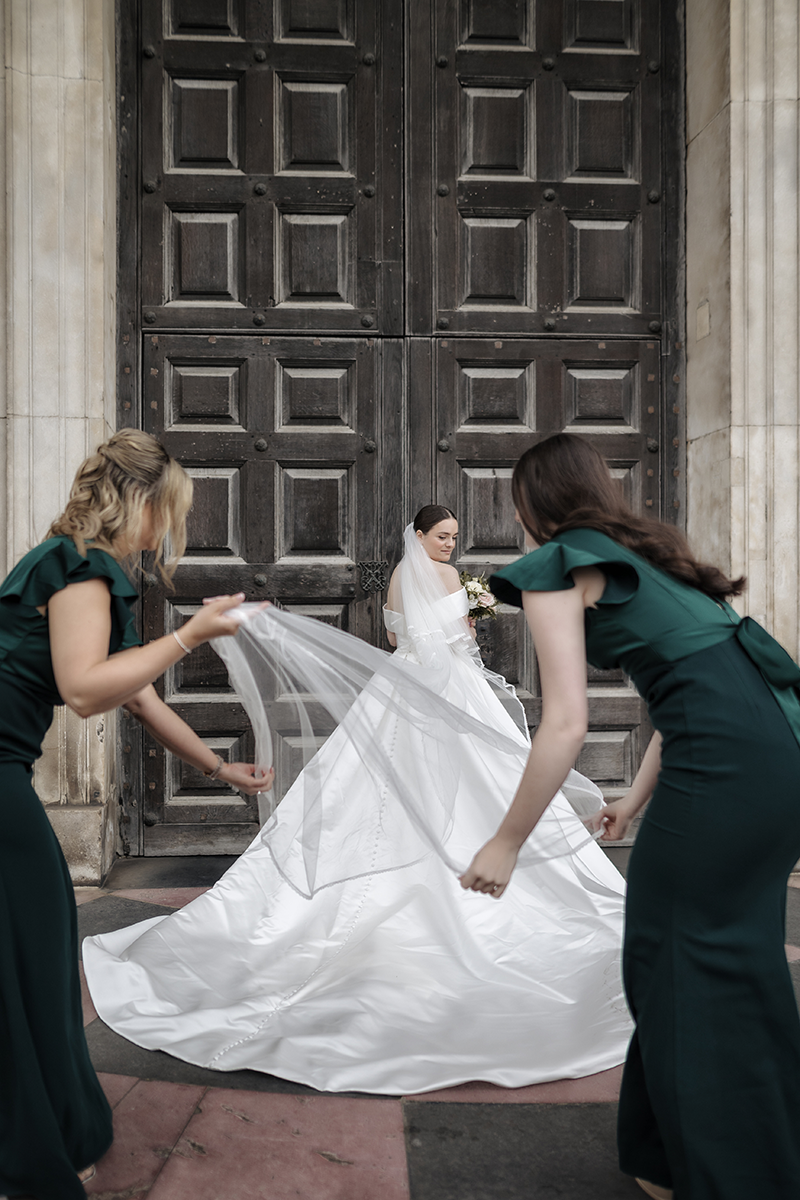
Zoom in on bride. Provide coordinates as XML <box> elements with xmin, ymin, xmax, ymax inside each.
<box><xmin>84</xmin><ymin>506</ymin><xmax>632</xmax><ymax>1095</ymax></box>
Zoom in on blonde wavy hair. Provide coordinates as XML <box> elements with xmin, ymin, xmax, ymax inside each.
<box><xmin>48</xmin><ymin>430</ymin><xmax>193</xmax><ymax>584</ymax></box>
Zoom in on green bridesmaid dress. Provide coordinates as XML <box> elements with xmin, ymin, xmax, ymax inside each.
<box><xmin>0</xmin><ymin>537</ymin><xmax>140</xmax><ymax>1200</ymax></box>
<box><xmin>491</xmin><ymin>527</ymin><xmax>800</xmax><ymax>1200</ymax></box>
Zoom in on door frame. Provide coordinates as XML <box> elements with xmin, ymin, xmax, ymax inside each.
<box><xmin>115</xmin><ymin>0</ymin><xmax>685</xmax><ymax>857</ymax></box>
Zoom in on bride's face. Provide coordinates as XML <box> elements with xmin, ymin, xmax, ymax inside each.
<box><xmin>417</xmin><ymin>518</ymin><xmax>458</xmax><ymax>562</ymax></box>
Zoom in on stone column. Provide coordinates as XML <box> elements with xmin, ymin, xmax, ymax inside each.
<box><xmin>687</xmin><ymin>0</ymin><xmax>800</xmax><ymax>655</ymax></box>
<box><xmin>1</xmin><ymin>0</ymin><xmax>117</xmax><ymax>882</ymax></box>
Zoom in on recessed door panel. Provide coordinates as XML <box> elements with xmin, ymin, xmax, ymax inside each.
<box><xmin>141</xmin><ymin>0</ymin><xmax>400</xmax><ymax>333</ymax></box>
<box><xmin>414</xmin><ymin>0</ymin><xmax>661</xmax><ymax>336</ymax></box>
<box><xmin>139</xmin><ymin>333</ymin><xmax>402</xmax><ymax>852</ymax></box>
<box><xmin>433</xmin><ymin>336</ymin><xmax>659</xmax><ymax>793</ymax></box>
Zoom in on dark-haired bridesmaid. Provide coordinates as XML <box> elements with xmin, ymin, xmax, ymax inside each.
<box><xmin>461</xmin><ymin>432</ymin><xmax>800</xmax><ymax>1200</ymax></box>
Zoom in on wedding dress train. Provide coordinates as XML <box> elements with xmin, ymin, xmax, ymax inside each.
<box><xmin>84</xmin><ymin>579</ymin><xmax>631</xmax><ymax>1094</ymax></box>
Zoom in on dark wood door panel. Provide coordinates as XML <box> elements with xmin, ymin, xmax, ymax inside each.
<box><xmin>137</xmin><ymin>333</ymin><xmax>403</xmax><ymax>853</ymax></box>
<box><xmin>140</xmin><ymin>0</ymin><xmax>401</xmax><ymax>335</ymax></box>
<box><xmin>433</xmin><ymin>334</ymin><xmax>658</xmax><ymax>797</ymax></box>
<box><xmin>409</xmin><ymin>0</ymin><xmax>662</xmax><ymax>336</ymax></box>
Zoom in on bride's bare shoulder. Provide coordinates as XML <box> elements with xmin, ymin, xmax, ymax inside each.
<box><xmin>434</xmin><ymin>562</ymin><xmax>462</xmax><ymax>594</ymax></box>
<box><xmin>386</xmin><ymin>565</ymin><xmax>402</xmax><ymax>611</ymax></box>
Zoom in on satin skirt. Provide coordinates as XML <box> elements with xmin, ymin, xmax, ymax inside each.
<box><xmin>85</xmin><ymin>656</ymin><xmax>632</xmax><ymax>1095</ymax></box>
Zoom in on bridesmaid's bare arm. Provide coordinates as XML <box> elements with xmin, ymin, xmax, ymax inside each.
<box><xmin>124</xmin><ymin>684</ymin><xmax>272</xmax><ymax>795</ymax></box>
<box><xmin>48</xmin><ymin>577</ymin><xmax>247</xmax><ymax>717</ymax></box>
<box><xmin>460</xmin><ymin>575</ymin><xmax>595</xmax><ymax>897</ymax></box>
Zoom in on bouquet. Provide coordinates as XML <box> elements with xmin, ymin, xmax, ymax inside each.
<box><xmin>459</xmin><ymin>571</ymin><xmax>499</xmax><ymax>621</ymax></box>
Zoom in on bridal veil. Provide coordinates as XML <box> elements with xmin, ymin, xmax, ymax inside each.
<box><xmin>213</xmin><ymin>524</ymin><xmax>605</xmax><ymax>897</ymax></box>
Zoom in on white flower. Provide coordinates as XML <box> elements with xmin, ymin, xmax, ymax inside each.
<box><xmin>468</xmin><ymin>595</ymin><xmax>479</xmax><ymax>609</ymax></box>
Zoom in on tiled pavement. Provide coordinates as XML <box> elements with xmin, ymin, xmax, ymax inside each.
<box><xmin>72</xmin><ymin>856</ymin><xmax>800</xmax><ymax>1200</ymax></box>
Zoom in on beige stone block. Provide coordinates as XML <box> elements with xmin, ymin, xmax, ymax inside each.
<box><xmin>745</xmin><ymin>555</ymin><xmax>768</xmax><ymax>629</ymax></box>
<box><xmin>687</xmin><ymin>428</ymin><xmax>732</xmax><ymax>573</ymax></box>
<box><xmin>63</xmin><ymin>78</ymin><xmax>90</xmax><ymax>417</ymax></box>
<box><xmin>45</xmin><ymin>803</ymin><xmax>113</xmax><ymax>886</ymax></box>
<box><xmin>60</xmin><ymin>0</ymin><xmax>87</xmax><ymax>81</ymax></box>
<box><xmin>772</xmin><ymin>100</ymin><xmax>800</xmax><ymax>427</ymax></box>
<box><xmin>746</xmin><ymin>422</ymin><xmax>768</xmax><ymax>557</ymax></box>
<box><xmin>695</xmin><ymin>300</ymin><xmax>711</xmax><ymax>340</ymax></box>
<box><xmin>729</xmin><ymin>101</ymin><xmax>747</xmax><ymax>429</ymax></box>
<box><xmin>7</xmin><ymin>71</ymin><xmax>33</xmax><ymax>417</ymax></box>
<box><xmin>772</xmin><ymin>426</ymin><xmax>800</xmax><ymax>655</ymax></box>
<box><xmin>31</xmin><ymin>416</ymin><xmax>66</xmax><ymax>541</ymax></box>
<box><xmin>86</xmin><ymin>79</ymin><xmax>107</xmax><ymax>422</ymax></box>
<box><xmin>741</xmin><ymin>103</ymin><xmax>769</xmax><ymax>428</ymax></box>
<box><xmin>774</xmin><ymin>0</ymin><xmax>800</xmax><ymax>100</ymax></box>
<box><xmin>88</xmin><ymin>416</ymin><xmax>110</xmax><ymax>455</ymax></box>
<box><xmin>6</xmin><ymin>0</ymin><xmax>31</xmax><ymax>75</ymax></box>
<box><xmin>686</xmin><ymin>0</ymin><xmax>731</xmax><ymax>142</ymax></box>
<box><xmin>686</xmin><ymin>108</ymin><xmax>732</xmax><ymax>442</ymax></box>
<box><xmin>87</xmin><ymin>0</ymin><xmax>109</xmax><ymax>85</ymax></box>
<box><xmin>62</xmin><ymin>416</ymin><xmax>92</xmax><ymax>510</ymax></box>
<box><xmin>29</xmin><ymin>79</ymin><xmax>63</xmax><ymax>419</ymax></box>
<box><xmin>729</xmin><ymin>0</ymin><xmax>746</xmax><ymax>103</ymax></box>
<box><xmin>742</xmin><ymin>0</ymin><xmax>769</xmax><ymax>104</ymax></box>
<box><xmin>729</xmin><ymin>482</ymin><xmax>747</xmax><ymax>599</ymax></box>
<box><xmin>26</xmin><ymin>0</ymin><xmax>63</xmax><ymax>79</ymax></box>
<box><xmin>6</xmin><ymin>416</ymin><xmax>36</xmax><ymax>561</ymax></box>
<box><xmin>35</xmin><ymin>701</ymin><xmax>109</xmax><ymax>807</ymax></box>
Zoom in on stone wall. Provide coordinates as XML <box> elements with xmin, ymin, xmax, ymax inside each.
<box><xmin>1</xmin><ymin>0</ymin><xmax>117</xmax><ymax>882</ymax></box>
<box><xmin>687</xmin><ymin>0</ymin><xmax>800</xmax><ymax>655</ymax></box>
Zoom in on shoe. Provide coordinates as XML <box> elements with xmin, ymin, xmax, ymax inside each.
<box><xmin>78</xmin><ymin>1165</ymin><xmax>96</xmax><ymax>1185</ymax></box>
<box><xmin>635</xmin><ymin>1180</ymin><xmax>673</xmax><ymax>1200</ymax></box>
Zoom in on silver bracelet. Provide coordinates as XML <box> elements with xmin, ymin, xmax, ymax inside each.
<box><xmin>203</xmin><ymin>753</ymin><xmax>225</xmax><ymax>780</ymax></box>
<box><xmin>173</xmin><ymin>629</ymin><xmax>192</xmax><ymax>655</ymax></box>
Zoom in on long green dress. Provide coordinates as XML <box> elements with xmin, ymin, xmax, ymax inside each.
<box><xmin>0</xmin><ymin>536</ymin><xmax>140</xmax><ymax>1200</ymax></box>
<box><xmin>491</xmin><ymin>527</ymin><xmax>800</xmax><ymax>1200</ymax></box>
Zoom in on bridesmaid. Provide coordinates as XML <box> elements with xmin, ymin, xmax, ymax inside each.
<box><xmin>0</xmin><ymin>430</ymin><xmax>271</xmax><ymax>1200</ymax></box>
<box><xmin>460</xmin><ymin>433</ymin><xmax>800</xmax><ymax>1199</ymax></box>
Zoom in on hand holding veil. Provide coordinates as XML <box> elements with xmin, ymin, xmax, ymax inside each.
<box><xmin>211</xmin><ymin>529</ymin><xmax>606</xmax><ymax>898</ymax></box>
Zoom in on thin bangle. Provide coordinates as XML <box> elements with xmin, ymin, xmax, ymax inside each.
<box><xmin>173</xmin><ymin>629</ymin><xmax>192</xmax><ymax>655</ymax></box>
<box><xmin>203</xmin><ymin>753</ymin><xmax>225</xmax><ymax>780</ymax></box>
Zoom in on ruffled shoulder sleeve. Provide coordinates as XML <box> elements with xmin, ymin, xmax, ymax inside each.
<box><xmin>0</xmin><ymin>536</ymin><xmax>141</xmax><ymax>651</ymax></box>
<box><xmin>490</xmin><ymin>529</ymin><xmax>641</xmax><ymax>610</ymax></box>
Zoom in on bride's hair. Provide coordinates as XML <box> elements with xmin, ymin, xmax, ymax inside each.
<box><xmin>48</xmin><ymin>429</ymin><xmax>193</xmax><ymax>584</ymax></box>
<box><xmin>413</xmin><ymin>504</ymin><xmax>456</xmax><ymax>534</ymax></box>
<box><xmin>512</xmin><ymin>433</ymin><xmax>745</xmax><ymax>602</ymax></box>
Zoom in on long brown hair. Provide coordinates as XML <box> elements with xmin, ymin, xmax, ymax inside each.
<box><xmin>48</xmin><ymin>430</ymin><xmax>193</xmax><ymax>585</ymax></box>
<box><xmin>512</xmin><ymin>434</ymin><xmax>745</xmax><ymax>602</ymax></box>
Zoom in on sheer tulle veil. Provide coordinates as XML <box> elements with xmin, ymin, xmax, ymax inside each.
<box><xmin>211</xmin><ymin>525</ymin><xmax>605</xmax><ymax>898</ymax></box>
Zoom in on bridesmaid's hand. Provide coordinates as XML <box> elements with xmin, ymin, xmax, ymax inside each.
<box><xmin>593</xmin><ymin>796</ymin><xmax>636</xmax><ymax>842</ymax></box>
<box><xmin>459</xmin><ymin>836</ymin><xmax>519</xmax><ymax>899</ymax></box>
<box><xmin>218</xmin><ymin>763</ymin><xmax>274</xmax><ymax>795</ymax></box>
<box><xmin>181</xmin><ymin>595</ymin><xmax>271</xmax><ymax>648</ymax></box>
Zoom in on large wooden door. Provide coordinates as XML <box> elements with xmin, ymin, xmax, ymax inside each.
<box><xmin>119</xmin><ymin>0</ymin><xmax>683</xmax><ymax>853</ymax></box>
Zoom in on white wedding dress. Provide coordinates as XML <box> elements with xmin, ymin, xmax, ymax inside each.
<box><xmin>84</xmin><ymin>586</ymin><xmax>632</xmax><ymax>1095</ymax></box>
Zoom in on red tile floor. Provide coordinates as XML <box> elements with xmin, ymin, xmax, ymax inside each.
<box><xmin>73</xmin><ymin>880</ymin><xmax>800</xmax><ymax>1200</ymax></box>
